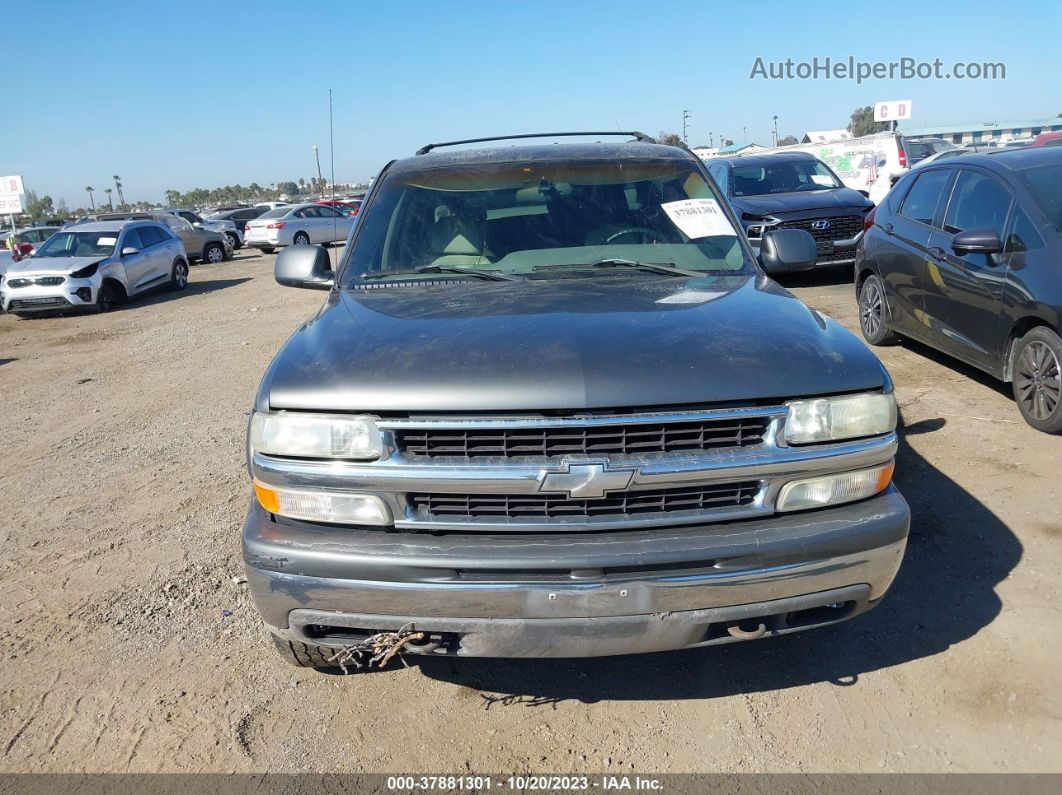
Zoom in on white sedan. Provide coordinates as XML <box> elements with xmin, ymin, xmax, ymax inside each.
<box><xmin>243</xmin><ymin>203</ymin><xmax>355</xmax><ymax>253</ymax></box>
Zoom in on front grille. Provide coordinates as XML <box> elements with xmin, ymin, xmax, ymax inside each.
<box><xmin>410</xmin><ymin>481</ymin><xmax>760</xmax><ymax>520</ymax></box>
<box><xmin>8</xmin><ymin>297</ymin><xmax>71</xmax><ymax>310</ymax></box>
<box><xmin>7</xmin><ymin>276</ymin><xmax>65</xmax><ymax>288</ymax></box>
<box><xmin>396</xmin><ymin>417</ymin><xmax>770</xmax><ymax>458</ymax></box>
<box><xmin>778</xmin><ymin>215</ymin><xmax>863</xmax><ymax>242</ymax></box>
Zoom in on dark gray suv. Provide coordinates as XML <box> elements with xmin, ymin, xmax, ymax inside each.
<box><xmin>242</xmin><ymin>133</ymin><xmax>909</xmax><ymax>668</ymax></box>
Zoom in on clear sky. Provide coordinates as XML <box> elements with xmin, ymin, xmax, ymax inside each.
<box><xmin>4</xmin><ymin>0</ymin><xmax>1056</xmax><ymax>205</ymax></box>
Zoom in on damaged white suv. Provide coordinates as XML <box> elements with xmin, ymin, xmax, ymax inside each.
<box><xmin>0</xmin><ymin>220</ymin><xmax>188</xmax><ymax>317</ymax></box>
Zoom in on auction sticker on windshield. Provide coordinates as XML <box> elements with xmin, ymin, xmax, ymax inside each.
<box><xmin>661</xmin><ymin>198</ymin><xmax>734</xmax><ymax>239</ymax></box>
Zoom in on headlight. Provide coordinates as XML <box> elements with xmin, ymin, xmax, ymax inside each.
<box><xmin>784</xmin><ymin>392</ymin><xmax>896</xmax><ymax>444</ymax></box>
<box><xmin>70</xmin><ymin>262</ymin><xmax>99</xmax><ymax>279</ymax></box>
<box><xmin>253</xmin><ymin>481</ymin><xmax>392</xmax><ymax>525</ymax></box>
<box><xmin>249</xmin><ymin>411</ymin><xmax>383</xmax><ymax>459</ymax></box>
<box><xmin>776</xmin><ymin>461</ymin><xmax>894</xmax><ymax>512</ymax></box>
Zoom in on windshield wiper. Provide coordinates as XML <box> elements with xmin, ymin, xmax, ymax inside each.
<box><xmin>362</xmin><ymin>266</ymin><xmax>521</xmax><ymax>282</ymax></box>
<box><xmin>533</xmin><ymin>258</ymin><xmax>701</xmax><ymax>277</ymax></box>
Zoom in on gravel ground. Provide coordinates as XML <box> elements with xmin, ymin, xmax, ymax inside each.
<box><xmin>0</xmin><ymin>252</ymin><xmax>1059</xmax><ymax>774</ymax></box>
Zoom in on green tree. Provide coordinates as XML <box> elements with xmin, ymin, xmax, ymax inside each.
<box><xmin>657</xmin><ymin>131</ymin><xmax>689</xmax><ymax>150</ymax></box>
<box><xmin>276</xmin><ymin>181</ymin><xmax>299</xmax><ymax>196</ymax></box>
<box><xmin>104</xmin><ymin>188</ymin><xmax>113</xmax><ymax>209</ymax></box>
<box><xmin>778</xmin><ymin>135</ymin><xmax>799</xmax><ymax>146</ymax></box>
<box><xmin>85</xmin><ymin>186</ymin><xmax>96</xmax><ymax>211</ymax></box>
<box><xmin>24</xmin><ymin>191</ymin><xmax>55</xmax><ymax>220</ymax></box>
<box><xmin>848</xmin><ymin>106</ymin><xmax>889</xmax><ymax>137</ymax></box>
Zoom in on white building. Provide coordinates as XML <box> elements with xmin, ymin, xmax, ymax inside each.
<box><xmin>901</xmin><ymin>116</ymin><xmax>1062</xmax><ymax>145</ymax></box>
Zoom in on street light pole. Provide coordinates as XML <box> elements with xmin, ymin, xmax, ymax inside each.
<box><xmin>772</xmin><ymin>115</ymin><xmax>779</xmax><ymax>147</ymax></box>
<box><xmin>312</xmin><ymin>145</ymin><xmax>323</xmax><ymax>193</ymax></box>
<box><xmin>682</xmin><ymin>109</ymin><xmax>690</xmax><ymax>145</ymax></box>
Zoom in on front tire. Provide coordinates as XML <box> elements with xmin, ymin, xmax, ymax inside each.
<box><xmin>203</xmin><ymin>242</ymin><xmax>225</xmax><ymax>264</ymax></box>
<box><xmin>292</xmin><ymin>232</ymin><xmax>310</xmax><ymax>246</ymax></box>
<box><xmin>858</xmin><ymin>275</ymin><xmax>897</xmax><ymax>346</ymax></box>
<box><xmin>96</xmin><ymin>281</ymin><xmax>120</xmax><ymax>313</ymax></box>
<box><xmin>168</xmin><ymin>260</ymin><xmax>189</xmax><ymax>291</ymax></box>
<box><xmin>1011</xmin><ymin>327</ymin><xmax>1062</xmax><ymax>433</ymax></box>
<box><xmin>225</xmin><ymin>232</ymin><xmax>241</xmax><ymax>250</ymax></box>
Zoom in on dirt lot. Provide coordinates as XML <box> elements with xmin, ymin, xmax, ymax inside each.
<box><xmin>1</xmin><ymin>251</ymin><xmax>1059</xmax><ymax>774</ymax></box>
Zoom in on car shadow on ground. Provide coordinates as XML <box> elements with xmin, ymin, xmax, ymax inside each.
<box><xmin>894</xmin><ymin>335</ymin><xmax>1014</xmax><ymax>400</ymax></box>
<box><xmin>410</xmin><ymin>421</ymin><xmax>1022</xmax><ymax>704</ymax></box>
<box><xmin>126</xmin><ymin>277</ymin><xmax>251</xmax><ymax>309</ymax></box>
<box><xmin>0</xmin><ymin>358</ymin><xmax>14</xmax><ymax>366</ymax></box>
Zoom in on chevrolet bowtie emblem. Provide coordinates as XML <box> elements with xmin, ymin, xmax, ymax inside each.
<box><xmin>538</xmin><ymin>463</ymin><xmax>636</xmax><ymax>499</ymax></box>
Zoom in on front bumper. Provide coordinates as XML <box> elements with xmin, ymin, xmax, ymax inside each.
<box><xmin>1</xmin><ymin>276</ymin><xmax>99</xmax><ymax>313</ymax></box>
<box><xmin>243</xmin><ymin>487</ymin><xmax>910</xmax><ymax>658</ymax></box>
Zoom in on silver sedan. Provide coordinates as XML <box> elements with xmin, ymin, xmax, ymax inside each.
<box><xmin>243</xmin><ymin>203</ymin><xmax>355</xmax><ymax>253</ymax></box>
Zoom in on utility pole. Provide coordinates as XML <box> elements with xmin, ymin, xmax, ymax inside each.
<box><xmin>772</xmin><ymin>115</ymin><xmax>779</xmax><ymax>147</ymax></box>
<box><xmin>682</xmin><ymin>109</ymin><xmax>691</xmax><ymax>145</ymax></box>
<box><xmin>708</xmin><ymin>133</ymin><xmax>714</xmax><ymax>148</ymax></box>
<box><xmin>743</xmin><ymin>126</ymin><xmax>747</xmax><ymax>144</ymax></box>
<box><xmin>312</xmin><ymin>145</ymin><xmax>323</xmax><ymax>193</ymax></box>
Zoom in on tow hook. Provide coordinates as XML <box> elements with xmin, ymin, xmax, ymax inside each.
<box><xmin>726</xmin><ymin>621</ymin><xmax>767</xmax><ymax>640</ymax></box>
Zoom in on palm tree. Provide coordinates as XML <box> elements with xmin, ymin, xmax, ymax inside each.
<box><xmin>113</xmin><ymin>175</ymin><xmax>125</xmax><ymax>209</ymax></box>
<box><xmin>103</xmin><ymin>188</ymin><xmax>113</xmax><ymax>210</ymax></box>
<box><xmin>85</xmin><ymin>186</ymin><xmax>96</xmax><ymax>211</ymax></box>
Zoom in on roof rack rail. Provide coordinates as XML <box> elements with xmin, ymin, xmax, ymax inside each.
<box><xmin>415</xmin><ymin>131</ymin><xmax>655</xmax><ymax>156</ymax></box>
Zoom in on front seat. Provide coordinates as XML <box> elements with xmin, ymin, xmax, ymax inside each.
<box><xmin>429</xmin><ymin>212</ymin><xmax>492</xmax><ymax>266</ymax></box>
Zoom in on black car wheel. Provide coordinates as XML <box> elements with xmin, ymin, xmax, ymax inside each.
<box><xmin>168</xmin><ymin>260</ymin><xmax>189</xmax><ymax>291</ymax></box>
<box><xmin>858</xmin><ymin>275</ymin><xmax>897</xmax><ymax>346</ymax></box>
<box><xmin>225</xmin><ymin>232</ymin><xmax>241</xmax><ymax>250</ymax></box>
<box><xmin>293</xmin><ymin>232</ymin><xmax>310</xmax><ymax>246</ymax></box>
<box><xmin>260</xmin><ymin>247</ymin><xmax>275</xmax><ymax>254</ymax></box>
<box><xmin>96</xmin><ymin>281</ymin><xmax>119</xmax><ymax>313</ymax></box>
<box><xmin>1012</xmin><ymin>327</ymin><xmax>1062</xmax><ymax>433</ymax></box>
<box><xmin>203</xmin><ymin>242</ymin><xmax>225</xmax><ymax>264</ymax></box>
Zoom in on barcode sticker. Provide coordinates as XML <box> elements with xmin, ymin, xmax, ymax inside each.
<box><xmin>661</xmin><ymin>199</ymin><xmax>735</xmax><ymax>239</ymax></box>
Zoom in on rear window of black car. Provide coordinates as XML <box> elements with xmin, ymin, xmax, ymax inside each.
<box><xmin>898</xmin><ymin>169</ymin><xmax>951</xmax><ymax>226</ymax></box>
<box><xmin>1022</xmin><ymin>163</ymin><xmax>1062</xmax><ymax>230</ymax></box>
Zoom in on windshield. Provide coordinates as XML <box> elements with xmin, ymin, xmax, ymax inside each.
<box><xmin>34</xmin><ymin>230</ymin><xmax>118</xmax><ymax>258</ymax></box>
<box><xmin>343</xmin><ymin>158</ymin><xmax>749</xmax><ymax>282</ymax></box>
<box><xmin>731</xmin><ymin>160</ymin><xmax>842</xmax><ymax>196</ymax></box>
<box><xmin>1023</xmin><ymin>164</ymin><xmax>1062</xmax><ymax>230</ymax></box>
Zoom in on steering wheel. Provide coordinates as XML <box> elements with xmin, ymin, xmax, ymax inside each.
<box><xmin>603</xmin><ymin>227</ymin><xmax>668</xmax><ymax>245</ymax></box>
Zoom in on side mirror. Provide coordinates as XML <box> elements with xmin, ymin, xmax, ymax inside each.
<box><xmin>758</xmin><ymin>228</ymin><xmax>817</xmax><ymax>274</ymax></box>
<box><xmin>951</xmin><ymin>228</ymin><xmax>1002</xmax><ymax>256</ymax></box>
<box><xmin>857</xmin><ymin>189</ymin><xmax>870</xmax><ymax>198</ymax></box>
<box><xmin>274</xmin><ymin>244</ymin><xmax>334</xmax><ymax>290</ymax></box>
<box><xmin>121</xmin><ymin>246</ymin><xmax>140</xmax><ymax>257</ymax></box>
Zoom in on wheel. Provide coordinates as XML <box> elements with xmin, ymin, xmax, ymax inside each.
<box><xmin>858</xmin><ymin>275</ymin><xmax>897</xmax><ymax>345</ymax></box>
<box><xmin>260</xmin><ymin>247</ymin><xmax>275</xmax><ymax>254</ymax></box>
<box><xmin>96</xmin><ymin>281</ymin><xmax>120</xmax><ymax>313</ymax></box>
<box><xmin>168</xmin><ymin>260</ymin><xmax>189</xmax><ymax>291</ymax></box>
<box><xmin>292</xmin><ymin>232</ymin><xmax>310</xmax><ymax>246</ymax></box>
<box><xmin>1011</xmin><ymin>327</ymin><xmax>1062</xmax><ymax>433</ymax></box>
<box><xmin>203</xmin><ymin>242</ymin><xmax>225</xmax><ymax>264</ymax></box>
<box><xmin>270</xmin><ymin>635</ymin><xmax>347</xmax><ymax>670</ymax></box>
<box><xmin>225</xmin><ymin>232</ymin><xmax>241</xmax><ymax>250</ymax></box>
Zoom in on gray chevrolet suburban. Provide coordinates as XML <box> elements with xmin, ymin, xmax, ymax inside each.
<box><xmin>243</xmin><ymin>132</ymin><xmax>910</xmax><ymax>668</ymax></box>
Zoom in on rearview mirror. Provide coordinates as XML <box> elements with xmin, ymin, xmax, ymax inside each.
<box><xmin>951</xmin><ymin>228</ymin><xmax>1002</xmax><ymax>256</ymax></box>
<box><xmin>274</xmin><ymin>244</ymin><xmax>334</xmax><ymax>290</ymax></box>
<box><xmin>121</xmin><ymin>246</ymin><xmax>140</xmax><ymax>257</ymax></box>
<box><xmin>758</xmin><ymin>228</ymin><xmax>817</xmax><ymax>274</ymax></box>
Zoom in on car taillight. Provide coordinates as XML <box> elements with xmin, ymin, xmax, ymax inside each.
<box><xmin>863</xmin><ymin>206</ymin><xmax>877</xmax><ymax>231</ymax></box>
<box><xmin>897</xmin><ymin>144</ymin><xmax>907</xmax><ymax>168</ymax></box>
<box><xmin>266</xmin><ymin>222</ymin><xmax>285</xmax><ymax>229</ymax></box>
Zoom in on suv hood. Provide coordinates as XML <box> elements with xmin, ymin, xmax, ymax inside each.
<box><xmin>733</xmin><ymin>187</ymin><xmax>870</xmax><ymax>216</ymax></box>
<box><xmin>262</xmin><ymin>275</ymin><xmax>886</xmax><ymax>413</ymax></box>
<box><xmin>2</xmin><ymin>255</ymin><xmax>107</xmax><ymax>276</ymax></box>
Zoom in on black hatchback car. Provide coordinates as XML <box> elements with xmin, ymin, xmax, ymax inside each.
<box><xmin>855</xmin><ymin>147</ymin><xmax>1062</xmax><ymax>432</ymax></box>
<box><xmin>704</xmin><ymin>151</ymin><xmax>874</xmax><ymax>269</ymax></box>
